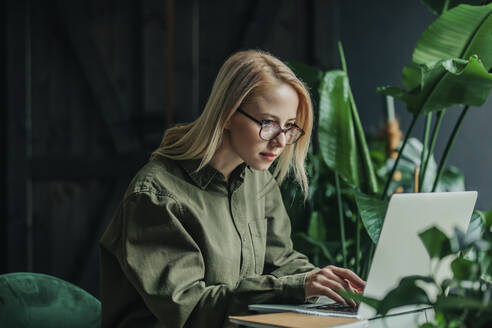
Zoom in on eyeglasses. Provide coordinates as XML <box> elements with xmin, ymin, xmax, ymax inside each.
<box><xmin>236</xmin><ymin>108</ymin><xmax>305</xmax><ymax>145</ymax></box>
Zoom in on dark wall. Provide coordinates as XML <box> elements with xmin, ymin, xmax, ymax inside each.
<box><xmin>3</xmin><ymin>0</ymin><xmax>491</xmax><ymax>300</ymax></box>
<box><xmin>1</xmin><ymin>0</ymin><xmax>7</xmax><ymax>274</ymax></box>
<box><xmin>2</xmin><ymin>0</ymin><xmax>337</xmax><ymax>298</ymax></box>
<box><xmin>340</xmin><ymin>0</ymin><xmax>492</xmax><ymax>209</ymax></box>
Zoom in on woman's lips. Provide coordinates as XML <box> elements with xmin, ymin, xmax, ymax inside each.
<box><xmin>260</xmin><ymin>152</ymin><xmax>278</xmax><ymax>161</ymax></box>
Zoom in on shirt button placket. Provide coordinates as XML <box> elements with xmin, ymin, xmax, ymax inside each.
<box><xmin>231</xmin><ymin>191</ymin><xmax>252</xmax><ymax>277</ymax></box>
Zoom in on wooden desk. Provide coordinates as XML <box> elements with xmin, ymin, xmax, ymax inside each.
<box><xmin>229</xmin><ymin>309</ymin><xmax>431</xmax><ymax>328</ymax></box>
<box><xmin>229</xmin><ymin>312</ymin><xmax>367</xmax><ymax>327</ymax></box>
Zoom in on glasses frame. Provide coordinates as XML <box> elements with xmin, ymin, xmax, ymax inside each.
<box><xmin>236</xmin><ymin>108</ymin><xmax>305</xmax><ymax>145</ymax></box>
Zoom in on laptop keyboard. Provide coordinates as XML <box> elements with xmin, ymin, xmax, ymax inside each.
<box><xmin>310</xmin><ymin>303</ymin><xmax>359</xmax><ymax>314</ymax></box>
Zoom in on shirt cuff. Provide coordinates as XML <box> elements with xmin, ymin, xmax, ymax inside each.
<box><xmin>278</xmin><ymin>272</ymin><xmax>308</xmax><ymax>303</ymax></box>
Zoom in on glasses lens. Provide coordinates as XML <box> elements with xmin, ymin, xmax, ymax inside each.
<box><xmin>260</xmin><ymin>122</ymin><xmax>280</xmax><ymax>140</ymax></box>
<box><xmin>285</xmin><ymin>129</ymin><xmax>302</xmax><ymax>144</ymax></box>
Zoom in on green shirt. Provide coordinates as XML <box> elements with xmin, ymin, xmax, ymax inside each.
<box><xmin>100</xmin><ymin>155</ymin><xmax>316</xmax><ymax>328</ymax></box>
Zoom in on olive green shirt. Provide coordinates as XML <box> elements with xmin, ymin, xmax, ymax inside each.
<box><xmin>100</xmin><ymin>155</ymin><xmax>316</xmax><ymax>328</ymax></box>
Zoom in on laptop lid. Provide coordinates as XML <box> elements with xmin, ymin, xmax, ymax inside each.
<box><xmin>249</xmin><ymin>192</ymin><xmax>478</xmax><ymax>319</ymax></box>
<box><xmin>358</xmin><ymin>191</ymin><xmax>477</xmax><ymax>319</ymax></box>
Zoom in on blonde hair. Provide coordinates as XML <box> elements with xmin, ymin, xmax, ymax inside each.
<box><xmin>152</xmin><ymin>50</ymin><xmax>313</xmax><ymax>198</ymax></box>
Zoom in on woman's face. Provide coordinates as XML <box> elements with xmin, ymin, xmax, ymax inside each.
<box><xmin>226</xmin><ymin>82</ymin><xmax>300</xmax><ymax>171</ymax></box>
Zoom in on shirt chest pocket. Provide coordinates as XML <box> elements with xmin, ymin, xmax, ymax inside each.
<box><xmin>248</xmin><ymin>219</ymin><xmax>267</xmax><ymax>275</ymax></box>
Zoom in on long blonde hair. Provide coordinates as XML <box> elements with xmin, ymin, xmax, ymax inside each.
<box><xmin>152</xmin><ymin>50</ymin><xmax>313</xmax><ymax>198</ymax></box>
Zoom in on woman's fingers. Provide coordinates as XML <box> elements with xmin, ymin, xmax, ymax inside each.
<box><xmin>315</xmin><ymin>285</ymin><xmax>347</xmax><ymax>305</ymax></box>
<box><xmin>319</xmin><ymin>268</ymin><xmax>347</xmax><ymax>288</ymax></box>
<box><xmin>316</xmin><ymin>274</ymin><xmax>345</xmax><ymax>292</ymax></box>
<box><xmin>307</xmin><ymin>271</ymin><xmax>357</xmax><ymax>306</ymax></box>
<box><xmin>344</xmin><ymin>279</ymin><xmax>358</xmax><ymax>307</ymax></box>
<box><xmin>329</xmin><ymin>266</ymin><xmax>366</xmax><ymax>291</ymax></box>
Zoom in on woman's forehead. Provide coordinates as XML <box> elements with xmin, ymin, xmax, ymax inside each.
<box><xmin>245</xmin><ymin>83</ymin><xmax>299</xmax><ymax>118</ymax></box>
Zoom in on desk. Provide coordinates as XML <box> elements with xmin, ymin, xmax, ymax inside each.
<box><xmin>230</xmin><ymin>309</ymin><xmax>432</xmax><ymax>327</ymax></box>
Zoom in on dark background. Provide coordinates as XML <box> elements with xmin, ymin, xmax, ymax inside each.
<box><xmin>2</xmin><ymin>0</ymin><xmax>491</xmax><ymax>299</ymax></box>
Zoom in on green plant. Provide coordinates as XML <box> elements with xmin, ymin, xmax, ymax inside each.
<box><xmin>341</xmin><ymin>210</ymin><xmax>492</xmax><ymax>327</ymax></box>
<box><xmin>282</xmin><ymin>1</ymin><xmax>492</xmax><ymax>282</ymax></box>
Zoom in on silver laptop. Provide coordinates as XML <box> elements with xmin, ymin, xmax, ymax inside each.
<box><xmin>249</xmin><ymin>191</ymin><xmax>478</xmax><ymax>319</ymax></box>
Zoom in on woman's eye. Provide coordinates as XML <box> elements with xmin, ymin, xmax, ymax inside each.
<box><xmin>261</xmin><ymin>120</ymin><xmax>273</xmax><ymax>125</ymax></box>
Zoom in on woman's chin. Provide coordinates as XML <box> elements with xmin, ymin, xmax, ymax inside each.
<box><xmin>248</xmin><ymin>161</ymin><xmax>273</xmax><ymax>172</ymax></box>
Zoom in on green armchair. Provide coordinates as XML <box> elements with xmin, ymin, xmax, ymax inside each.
<box><xmin>0</xmin><ymin>272</ymin><xmax>101</xmax><ymax>328</ymax></box>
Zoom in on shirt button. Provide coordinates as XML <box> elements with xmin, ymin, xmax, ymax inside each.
<box><xmin>242</xmin><ymin>236</ymin><xmax>247</xmax><ymax>242</ymax></box>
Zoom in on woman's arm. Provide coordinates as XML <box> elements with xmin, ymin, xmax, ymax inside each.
<box><xmin>262</xmin><ymin>181</ymin><xmax>365</xmax><ymax>305</ymax></box>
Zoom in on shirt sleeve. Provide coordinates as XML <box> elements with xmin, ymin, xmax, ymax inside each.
<box><xmin>262</xmin><ymin>179</ymin><xmax>318</xmax><ymax>279</ymax></box>
<box><xmin>114</xmin><ymin>192</ymin><xmax>311</xmax><ymax>328</ymax></box>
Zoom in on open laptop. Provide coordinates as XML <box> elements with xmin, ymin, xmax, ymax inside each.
<box><xmin>249</xmin><ymin>191</ymin><xmax>478</xmax><ymax>319</ymax></box>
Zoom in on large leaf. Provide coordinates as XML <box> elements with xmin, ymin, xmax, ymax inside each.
<box><xmin>377</xmin><ymin>276</ymin><xmax>434</xmax><ymax>315</ymax></box>
<box><xmin>338</xmin><ymin>290</ymin><xmax>380</xmax><ymax>310</ymax></box>
<box><xmin>354</xmin><ymin>191</ymin><xmax>388</xmax><ymax>244</ymax></box>
<box><xmin>307</xmin><ymin>211</ymin><xmax>327</xmax><ymax>242</ymax></box>
<box><xmin>380</xmin><ymin>4</ymin><xmax>492</xmax><ymax>114</ymax></box>
<box><xmin>378</xmin><ymin>138</ymin><xmax>444</xmax><ymax>194</ymax></box>
<box><xmin>480</xmin><ymin>208</ymin><xmax>492</xmax><ymax>227</ymax></box>
<box><xmin>419</xmin><ymin>226</ymin><xmax>453</xmax><ymax>259</ymax></box>
<box><xmin>453</xmin><ymin>211</ymin><xmax>489</xmax><ymax>251</ymax></box>
<box><xmin>420</xmin><ymin>0</ymin><xmax>488</xmax><ymax>16</ymax></box>
<box><xmin>435</xmin><ymin>166</ymin><xmax>465</xmax><ymax>192</ymax></box>
<box><xmin>318</xmin><ymin>70</ymin><xmax>362</xmax><ymax>189</ymax></box>
<box><xmin>380</xmin><ymin>56</ymin><xmax>492</xmax><ymax>115</ymax></box>
<box><xmin>412</xmin><ymin>4</ymin><xmax>492</xmax><ymax>68</ymax></box>
<box><xmin>451</xmin><ymin>257</ymin><xmax>479</xmax><ymax>280</ymax></box>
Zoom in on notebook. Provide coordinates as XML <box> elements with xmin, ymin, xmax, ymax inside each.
<box><xmin>249</xmin><ymin>191</ymin><xmax>478</xmax><ymax>319</ymax></box>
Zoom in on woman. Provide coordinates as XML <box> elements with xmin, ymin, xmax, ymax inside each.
<box><xmin>100</xmin><ymin>50</ymin><xmax>365</xmax><ymax>328</ymax></box>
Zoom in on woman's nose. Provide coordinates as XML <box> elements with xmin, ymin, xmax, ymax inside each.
<box><xmin>271</xmin><ymin>132</ymin><xmax>287</xmax><ymax>148</ymax></box>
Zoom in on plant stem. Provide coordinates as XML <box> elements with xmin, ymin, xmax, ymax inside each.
<box><xmin>419</xmin><ymin>113</ymin><xmax>433</xmax><ymax>189</ymax></box>
<box><xmin>432</xmin><ymin>106</ymin><xmax>470</xmax><ymax>191</ymax></box>
<box><xmin>421</xmin><ymin>110</ymin><xmax>446</xmax><ymax>190</ymax></box>
<box><xmin>335</xmin><ymin>172</ymin><xmax>347</xmax><ymax>268</ymax></box>
<box><xmin>442</xmin><ymin>0</ymin><xmax>450</xmax><ymax>13</ymax></box>
<box><xmin>356</xmin><ymin>214</ymin><xmax>361</xmax><ymax>275</ymax></box>
<box><xmin>381</xmin><ymin>114</ymin><xmax>419</xmax><ymax>199</ymax></box>
<box><xmin>339</xmin><ymin>41</ymin><xmax>379</xmax><ymax>195</ymax></box>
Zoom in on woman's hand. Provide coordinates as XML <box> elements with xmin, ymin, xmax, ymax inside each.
<box><xmin>305</xmin><ymin>265</ymin><xmax>366</xmax><ymax>306</ymax></box>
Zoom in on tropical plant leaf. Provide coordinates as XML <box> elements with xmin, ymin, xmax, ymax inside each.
<box><xmin>453</xmin><ymin>211</ymin><xmax>489</xmax><ymax>251</ymax></box>
<box><xmin>379</xmin><ymin>4</ymin><xmax>492</xmax><ymax>114</ymax></box>
<box><xmin>419</xmin><ymin>226</ymin><xmax>453</xmax><ymax>259</ymax></box>
<box><xmin>354</xmin><ymin>191</ymin><xmax>388</xmax><ymax>244</ymax></box>
<box><xmin>318</xmin><ymin>70</ymin><xmax>362</xmax><ymax>189</ymax></box>
<box><xmin>377</xmin><ymin>138</ymin><xmax>444</xmax><ymax>194</ymax></box>
<box><xmin>377</xmin><ymin>276</ymin><xmax>434</xmax><ymax>315</ymax></box>
<box><xmin>338</xmin><ymin>290</ymin><xmax>380</xmax><ymax>309</ymax></box>
<box><xmin>420</xmin><ymin>0</ymin><xmax>488</xmax><ymax>16</ymax></box>
<box><xmin>451</xmin><ymin>257</ymin><xmax>479</xmax><ymax>280</ymax></box>
<box><xmin>479</xmin><ymin>208</ymin><xmax>492</xmax><ymax>227</ymax></box>
<box><xmin>308</xmin><ymin>211</ymin><xmax>327</xmax><ymax>242</ymax></box>
<box><xmin>412</xmin><ymin>4</ymin><xmax>492</xmax><ymax>68</ymax></box>
<box><xmin>435</xmin><ymin>166</ymin><xmax>465</xmax><ymax>192</ymax></box>
<box><xmin>379</xmin><ymin>56</ymin><xmax>492</xmax><ymax>115</ymax></box>
<box><xmin>338</xmin><ymin>42</ymin><xmax>379</xmax><ymax>195</ymax></box>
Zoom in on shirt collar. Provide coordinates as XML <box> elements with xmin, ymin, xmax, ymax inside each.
<box><xmin>179</xmin><ymin>159</ymin><xmax>251</xmax><ymax>190</ymax></box>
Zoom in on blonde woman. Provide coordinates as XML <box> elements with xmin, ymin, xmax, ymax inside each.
<box><xmin>100</xmin><ymin>50</ymin><xmax>365</xmax><ymax>328</ymax></box>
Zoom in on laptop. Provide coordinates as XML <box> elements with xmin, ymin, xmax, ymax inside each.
<box><xmin>249</xmin><ymin>191</ymin><xmax>478</xmax><ymax>319</ymax></box>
